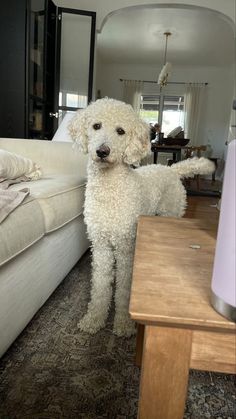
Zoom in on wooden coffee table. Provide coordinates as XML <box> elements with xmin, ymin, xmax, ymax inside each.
<box><xmin>129</xmin><ymin>200</ymin><xmax>236</xmax><ymax>419</ymax></box>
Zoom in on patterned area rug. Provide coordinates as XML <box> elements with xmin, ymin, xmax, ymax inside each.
<box><xmin>0</xmin><ymin>251</ymin><xmax>235</xmax><ymax>419</ymax></box>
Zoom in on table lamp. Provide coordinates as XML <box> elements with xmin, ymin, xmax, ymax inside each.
<box><xmin>211</xmin><ymin>139</ymin><xmax>236</xmax><ymax>322</ymax></box>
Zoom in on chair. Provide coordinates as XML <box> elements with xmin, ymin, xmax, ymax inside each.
<box><xmin>184</xmin><ymin>145</ymin><xmax>207</xmax><ymax>190</ymax></box>
<box><xmin>184</xmin><ymin>145</ymin><xmax>207</xmax><ymax>158</ymax></box>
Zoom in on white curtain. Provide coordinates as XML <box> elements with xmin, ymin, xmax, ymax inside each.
<box><xmin>184</xmin><ymin>84</ymin><xmax>206</xmax><ymax>146</ymax></box>
<box><xmin>123</xmin><ymin>80</ymin><xmax>143</xmax><ymax>113</ymax></box>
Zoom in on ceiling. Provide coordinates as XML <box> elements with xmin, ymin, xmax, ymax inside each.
<box><xmin>97</xmin><ymin>6</ymin><xmax>235</xmax><ymax>66</ymax></box>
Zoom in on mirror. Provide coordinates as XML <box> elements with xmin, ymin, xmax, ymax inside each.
<box><xmin>56</xmin><ymin>8</ymin><xmax>96</xmax><ymax>127</ymax></box>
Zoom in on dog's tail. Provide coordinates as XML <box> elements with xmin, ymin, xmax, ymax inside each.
<box><xmin>170</xmin><ymin>157</ymin><xmax>215</xmax><ymax>179</ymax></box>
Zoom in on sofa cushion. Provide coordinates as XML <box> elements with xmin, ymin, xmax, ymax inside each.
<box><xmin>0</xmin><ymin>199</ymin><xmax>44</xmax><ymax>266</ymax></box>
<box><xmin>9</xmin><ymin>174</ymin><xmax>86</xmax><ymax>233</ymax></box>
<box><xmin>38</xmin><ymin>177</ymin><xmax>86</xmax><ymax>233</ymax></box>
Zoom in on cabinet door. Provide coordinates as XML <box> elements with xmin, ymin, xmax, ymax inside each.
<box><xmin>54</xmin><ymin>8</ymin><xmax>96</xmax><ymax>130</ymax></box>
<box><xmin>28</xmin><ymin>0</ymin><xmax>57</xmax><ymax>140</ymax></box>
<box><xmin>0</xmin><ymin>0</ymin><xmax>27</xmax><ymax>138</ymax></box>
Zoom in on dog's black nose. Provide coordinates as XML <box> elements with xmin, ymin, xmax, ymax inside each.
<box><xmin>96</xmin><ymin>145</ymin><xmax>110</xmax><ymax>159</ymax></box>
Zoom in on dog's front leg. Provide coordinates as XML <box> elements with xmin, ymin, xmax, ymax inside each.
<box><xmin>78</xmin><ymin>243</ymin><xmax>115</xmax><ymax>334</ymax></box>
<box><xmin>113</xmin><ymin>240</ymin><xmax>136</xmax><ymax>337</ymax></box>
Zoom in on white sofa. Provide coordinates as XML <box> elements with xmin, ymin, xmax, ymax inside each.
<box><xmin>0</xmin><ymin>138</ymin><xmax>89</xmax><ymax>358</ymax></box>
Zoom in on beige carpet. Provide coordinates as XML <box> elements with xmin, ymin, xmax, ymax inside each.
<box><xmin>0</xmin><ymin>251</ymin><xmax>235</xmax><ymax>418</ymax></box>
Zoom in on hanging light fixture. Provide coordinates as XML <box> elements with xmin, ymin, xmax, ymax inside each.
<box><xmin>158</xmin><ymin>31</ymin><xmax>172</xmax><ymax>88</ymax></box>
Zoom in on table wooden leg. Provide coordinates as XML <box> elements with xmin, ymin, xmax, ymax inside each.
<box><xmin>177</xmin><ymin>150</ymin><xmax>182</xmax><ymax>161</ymax></box>
<box><xmin>138</xmin><ymin>326</ymin><xmax>192</xmax><ymax>419</ymax></box>
<box><xmin>135</xmin><ymin>324</ymin><xmax>145</xmax><ymax>367</ymax></box>
<box><xmin>153</xmin><ymin>152</ymin><xmax>158</xmax><ymax>164</ymax></box>
<box><xmin>196</xmin><ymin>174</ymin><xmax>200</xmax><ymax>190</ymax></box>
<box><xmin>209</xmin><ymin>158</ymin><xmax>217</xmax><ymax>182</ymax></box>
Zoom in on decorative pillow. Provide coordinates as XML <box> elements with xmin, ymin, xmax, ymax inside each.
<box><xmin>0</xmin><ymin>149</ymin><xmax>42</xmax><ymax>181</ymax></box>
<box><xmin>167</xmin><ymin>126</ymin><xmax>183</xmax><ymax>138</ymax></box>
<box><xmin>52</xmin><ymin>112</ymin><xmax>75</xmax><ymax>142</ymax></box>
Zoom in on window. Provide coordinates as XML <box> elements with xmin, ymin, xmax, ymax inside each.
<box><xmin>140</xmin><ymin>95</ymin><xmax>160</xmax><ymax>125</ymax></box>
<box><xmin>162</xmin><ymin>96</ymin><xmax>184</xmax><ymax>135</ymax></box>
<box><xmin>66</xmin><ymin>93</ymin><xmax>87</xmax><ymax>108</ymax></box>
<box><xmin>140</xmin><ymin>94</ymin><xmax>184</xmax><ymax>137</ymax></box>
<box><xmin>58</xmin><ymin>92</ymin><xmax>88</xmax><ymax>126</ymax></box>
<box><xmin>59</xmin><ymin>91</ymin><xmax>88</xmax><ymax>109</ymax></box>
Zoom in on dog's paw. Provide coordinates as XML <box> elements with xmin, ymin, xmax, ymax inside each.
<box><xmin>113</xmin><ymin>316</ymin><xmax>136</xmax><ymax>337</ymax></box>
<box><xmin>78</xmin><ymin>313</ymin><xmax>106</xmax><ymax>335</ymax></box>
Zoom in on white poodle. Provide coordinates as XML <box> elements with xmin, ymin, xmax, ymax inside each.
<box><xmin>69</xmin><ymin>98</ymin><xmax>214</xmax><ymax>337</ymax></box>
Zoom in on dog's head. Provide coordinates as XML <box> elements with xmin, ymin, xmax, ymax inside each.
<box><xmin>68</xmin><ymin>98</ymin><xmax>150</xmax><ymax>166</ymax></box>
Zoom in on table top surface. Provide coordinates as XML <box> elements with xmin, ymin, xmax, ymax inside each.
<box><xmin>129</xmin><ymin>201</ymin><xmax>235</xmax><ymax>332</ymax></box>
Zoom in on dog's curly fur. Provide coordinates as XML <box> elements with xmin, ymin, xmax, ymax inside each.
<box><xmin>69</xmin><ymin>98</ymin><xmax>214</xmax><ymax>337</ymax></box>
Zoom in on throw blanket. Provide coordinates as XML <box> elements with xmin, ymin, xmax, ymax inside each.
<box><xmin>0</xmin><ymin>177</ymin><xmax>30</xmax><ymax>223</ymax></box>
<box><xmin>0</xmin><ymin>149</ymin><xmax>42</xmax><ymax>223</ymax></box>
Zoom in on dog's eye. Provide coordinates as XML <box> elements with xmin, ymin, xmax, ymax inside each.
<box><xmin>116</xmin><ymin>127</ymin><xmax>125</xmax><ymax>135</ymax></box>
<box><xmin>93</xmin><ymin>123</ymin><xmax>102</xmax><ymax>130</ymax></box>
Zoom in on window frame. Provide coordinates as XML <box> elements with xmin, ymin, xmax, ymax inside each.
<box><xmin>140</xmin><ymin>93</ymin><xmax>185</xmax><ymax>137</ymax></box>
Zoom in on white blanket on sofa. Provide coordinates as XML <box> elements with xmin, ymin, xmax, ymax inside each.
<box><xmin>0</xmin><ymin>178</ymin><xmax>30</xmax><ymax>223</ymax></box>
<box><xmin>0</xmin><ymin>149</ymin><xmax>42</xmax><ymax>223</ymax></box>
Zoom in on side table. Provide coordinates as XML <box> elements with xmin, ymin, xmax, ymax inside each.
<box><xmin>129</xmin><ymin>215</ymin><xmax>235</xmax><ymax>419</ymax></box>
<box><xmin>151</xmin><ymin>144</ymin><xmax>184</xmax><ymax>164</ymax></box>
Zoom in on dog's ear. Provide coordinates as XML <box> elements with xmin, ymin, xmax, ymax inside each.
<box><xmin>123</xmin><ymin>119</ymin><xmax>150</xmax><ymax>165</ymax></box>
<box><xmin>68</xmin><ymin>109</ymin><xmax>89</xmax><ymax>153</ymax></box>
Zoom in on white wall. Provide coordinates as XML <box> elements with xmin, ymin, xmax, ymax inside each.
<box><xmin>60</xmin><ymin>13</ymin><xmax>92</xmax><ymax>100</ymax></box>
<box><xmin>96</xmin><ymin>58</ymin><xmax>234</xmax><ymax>157</ymax></box>
<box><xmin>54</xmin><ymin>0</ymin><xmax>235</xmax><ymax>29</ymax></box>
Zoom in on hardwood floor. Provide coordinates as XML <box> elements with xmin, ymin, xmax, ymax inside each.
<box><xmin>185</xmin><ymin>195</ymin><xmax>220</xmax><ymax>223</ymax></box>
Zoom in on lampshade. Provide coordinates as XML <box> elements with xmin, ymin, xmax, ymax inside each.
<box><xmin>158</xmin><ymin>62</ymin><xmax>172</xmax><ymax>86</ymax></box>
<box><xmin>211</xmin><ymin>139</ymin><xmax>236</xmax><ymax>322</ymax></box>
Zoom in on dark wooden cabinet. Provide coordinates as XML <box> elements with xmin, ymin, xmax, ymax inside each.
<box><xmin>0</xmin><ymin>0</ymin><xmax>28</xmax><ymax>138</ymax></box>
<box><xmin>0</xmin><ymin>0</ymin><xmax>57</xmax><ymax>140</ymax></box>
<box><xmin>0</xmin><ymin>1</ymin><xmax>96</xmax><ymax>140</ymax></box>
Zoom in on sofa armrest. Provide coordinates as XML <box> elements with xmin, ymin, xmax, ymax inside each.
<box><xmin>0</xmin><ymin>138</ymin><xmax>88</xmax><ymax>175</ymax></box>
